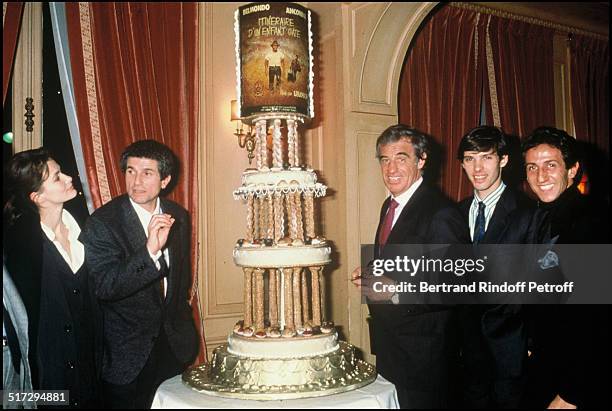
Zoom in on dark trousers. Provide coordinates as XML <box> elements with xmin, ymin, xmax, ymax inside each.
<box><xmin>372</xmin><ymin>309</ymin><xmax>459</xmax><ymax>409</ymax></box>
<box><xmin>268</xmin><ymin>66</ymin><xmax>281</xmax><ymax>90</ymax></box>
<box><xmin>102</xmin><ymin>328</ymin><xmax>183</xmax><ymax>409</ymax></box>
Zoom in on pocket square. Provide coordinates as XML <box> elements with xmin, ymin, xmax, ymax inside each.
<box><xmin>538</xmin><ymin>250</ymin><xmax>559</xmax><ymax>270</ymax></box>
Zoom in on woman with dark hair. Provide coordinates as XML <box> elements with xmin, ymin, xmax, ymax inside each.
<box><xmin>3</xmin><ymin>148</ymin><xmax>99</xmax><ymax>408</ymax></box>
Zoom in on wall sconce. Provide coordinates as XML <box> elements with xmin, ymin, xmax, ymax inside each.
<box><xmin>231</xmin><ymin>100</ymin><xmax>255</xmax><ymax>164</ymax></box>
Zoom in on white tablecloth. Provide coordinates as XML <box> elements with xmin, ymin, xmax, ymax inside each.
<box><xmin>152</xmin><ymin>374</ymin><xmax>399</xmax><ymax>409</ymax></box>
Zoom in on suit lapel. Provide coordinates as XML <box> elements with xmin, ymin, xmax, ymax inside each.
<box><xmin>386</xmin><ymin>183</ymin><xmax>427</xmax><ymax>244</ymax></box>
<box><xmin>121</xmin><ymin>196</ymin><xmax>149</xmax><ymax>253</ymax></box>
<box><xmin>483</xmin><ymin>188</ymin><xmax>515</xmax><ymax>244</ymax></box>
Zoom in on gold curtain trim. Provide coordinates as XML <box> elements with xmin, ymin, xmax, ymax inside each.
<box><xmin>79</xmin><ymin>2</ymin><xmax>112</xmax><ymax>205</ymax></box>
<box><xmin>485</xmin><ymin>15</ymin><xmax>501</xmax><ymax>128</ymax></box>
<box><xmin>450</xmin><ymin>2</ymin><xmax>608</xmax><ymax>41</ymax></box>
<box><xmin>3</xmin><ymin>3</ymin><xmax>7</xmax><ymax>27</ymax></box>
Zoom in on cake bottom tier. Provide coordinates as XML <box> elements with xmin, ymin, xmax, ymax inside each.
<box><xmin>182</xmin><ymin>341</ymin><xmax>377</xmax><ymax>400</ymax></box>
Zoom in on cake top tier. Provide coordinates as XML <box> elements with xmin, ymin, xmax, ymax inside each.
<box><xmin>233</xmin><ymin>168</ymin><xmax>327</xmax><ymax>200</ymax></box>
<box><xmin>235</xmin><ymin>2</ymin><xmax>314</xmax><ymax>123</ymax></box>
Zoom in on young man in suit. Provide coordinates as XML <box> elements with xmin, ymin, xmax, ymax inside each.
<box><xmin>351</xmin><ymin>125</ymin><xmax>465</xmax><ymax>408</ymax></box>
<box><xmin>80</xmin><ymin>140</ymin><xmax>198</xmax><ymax>408</ymax></box>
<box><xmin>513</xmin><ymin>127</ymin><xmax>609</xmax><ymax>409</ymax></box>
<box><xmin>456</xmin><ymin>126</ymin><xmax>531</xmax><ymax>408</ymax></box>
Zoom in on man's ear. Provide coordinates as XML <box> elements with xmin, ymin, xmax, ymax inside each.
<box><xmin>417</xmin><ymin>153</ymin><xmax>427</xmax><ymax>171</ymax></box>
<box><xmin>499</xmin><ymin>154</ymin><xmax>509</xmax><ymax>169</ymax></box>
<box><xmin>161</xmin><ymin>175</ymin><xmax>172</xmax><ymax>190</ymax></box>
<box><xmin>568</xmin><ymin>161</ymin><xmax>580</xmax><ymax>181</ymax></box>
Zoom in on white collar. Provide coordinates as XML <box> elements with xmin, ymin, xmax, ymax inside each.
<box><xmin>391</xmin><ymin>176</ymin><xmax>423</xmax><ymax>208</ymax></box>
<box><xmin>40</xmin><ymin>209</ymin><xmax>80</xmax><ymax>242</ymax></box>
<box><xmin>129</xmin><ymin>197</ymin><xmax>161</xmax><ymax>236</ymax></box>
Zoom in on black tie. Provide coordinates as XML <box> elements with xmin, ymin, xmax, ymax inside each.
<box><xmin>473</xmin><ymin>201</ymin><xmax>486</xmax><ymax>244</ymax></box>
<box><xmin>158</xmin><ymin>253</ymin><xmax>169</xmax><ymax>298</ymax></box>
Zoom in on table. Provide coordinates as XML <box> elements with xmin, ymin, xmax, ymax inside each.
<box><xmin>152</xmin><ymin>375</ymin><xmax>399</xmax><ymax>409</ymax></box>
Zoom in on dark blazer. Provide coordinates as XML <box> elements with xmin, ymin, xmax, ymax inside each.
<box><xmin>3</xmin><ymin>210</ymin><xmax>100</xmax><ymax>407</ymax></box>
<box><xmin>79</xmin><ymin>194</ymin><xmax>198</xmax><ymax>385</ymax></box>
<box><xmin>458</xmin><ymin>186</ymin><xmax>532</xmax><ymax>244</ymax></box>
<box><xmin>458</xmin><ymin>187</ymin><xmax>531</xmax><ymax>408</ymax></box>
<box><xmin>368</xmin><ymin>182</ymin><xmax>462</xmax><ymax>409</ymax></box>
<box><xmin>502</xmin><ymin>187</ymin><xmax>611</xmax><ymax>408</ymax></box>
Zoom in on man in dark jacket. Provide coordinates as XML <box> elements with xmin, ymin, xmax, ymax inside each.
<box><xmin>456</xmin><ymin>126</ymin><xmax>531</xmax><ymax>408</ymax></box>
<box><xmin>80</xmin><ymin>140</ymin><xmax>198</xmax><ymax>409</ymax></box>
<box><xmin>506</xmin><ymin>127</ymin><xmax>610</xmax><ymax>408</ymax></box>
<box><xmin>351</xmin><ymin>125</ymin><xmax>465</xmax><ymax>408</ymax></box>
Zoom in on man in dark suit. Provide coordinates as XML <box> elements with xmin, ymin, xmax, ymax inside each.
<box><xmin>510</xmin><ymin>127</ymin><xmax>610</xmax><ymax>409</ymax></box>
<box><xmin>80</xmin><ymin>140</ymin><xmax>198</xmax><ymax>408</ymax></box>
<box><xmin>456</xmin><ymin>126</ymin><xmax>530</xmax><ymax>408</ymax></box>
<box><xmin>351</xmin><ymin>125</ymin><xmax>464</xmax><ymax>408</ymax></box>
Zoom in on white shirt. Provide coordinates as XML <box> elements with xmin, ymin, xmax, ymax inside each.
<box><xmin>389</xmin><ymin>177</ymin><xmax>424</xmax><ymax>228</ymax></box>
<box><xmin>129</xmin><ymin>198</ymin><xmax>169</xmax><ymax>296</ymax></box>
<box><xmin>40</xmin><ymin>209</ymin><xmax>85</xmax><ymax>274</ymax></box>
<box><xmin>265</xmin><ymin>50</ymin><xmax>284</xmax><ymax>67</ymax></box>
<box><xmin>468</xmin><ymin>181</ymin><xmax>506</xmax><ymax>241</ymax></box>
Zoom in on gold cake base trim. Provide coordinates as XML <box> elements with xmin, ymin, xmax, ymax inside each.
<box><xmin>182</xmin><ymin>341</ymin><xmax>377</xmax><ymax>400</ymax></box>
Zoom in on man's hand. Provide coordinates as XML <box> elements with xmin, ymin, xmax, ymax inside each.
<box><xmin>351</xmin><ymin>266</ymin><xmax>364</xmax><ymax>287</ymax></box>
<box><xmin>146</xmin><ymin>213</ymin><xmax>175</xmax><ymax>255</ymax></box>
<box><xmin>548</xmin><ymin>394</ymin><xmax>576</xmax><ymax>409</ymax></box>
<box><xmin>350</xmin><ymin>266</ymin><xmax>395</xmax><ymax>302</ymax></box>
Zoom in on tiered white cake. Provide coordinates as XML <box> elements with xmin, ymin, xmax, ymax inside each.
<box><xmin>181</xmin><ymin>1</ymin><xmax>375</xmax><ymax>400</ymax></box>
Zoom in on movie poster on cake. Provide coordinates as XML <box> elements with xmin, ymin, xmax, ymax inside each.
<box><xmin>236</xmin><ymin>2</ymin><xmax>312</xmax><ymax>121</ymax></box>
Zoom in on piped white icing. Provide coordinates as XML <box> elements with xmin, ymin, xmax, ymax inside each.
<box><xmin>228</xmin><ymin>332</ymin><xmax>339</xmax><ymax>359</ymax></box>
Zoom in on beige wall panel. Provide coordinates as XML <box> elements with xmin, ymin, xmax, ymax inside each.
<box><xmin>351</xmin><ymin>2</ymin><xmax>437</xmax><ymax>115</ymax></box>
<box><xmin>199</xmin><ymin>3</ymin><xmax>251</xmax><ymax>352</ymax></box>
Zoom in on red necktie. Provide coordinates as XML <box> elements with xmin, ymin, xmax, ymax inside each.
<box><xmin>378</xmin><ymin>199</ymin><xmax>399</xmax><ymax>246</ymax></box>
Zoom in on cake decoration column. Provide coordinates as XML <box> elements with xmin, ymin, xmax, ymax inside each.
<box><xmin>243</xmin><ymin>267</ymin><xmax>254</xmax><ymax>329</ymax></box>
<box><xmin>254</xmin><ymin>123</ymin><xmax>262</xmax><ymax>169</ymax></box>
<box><xmin>276</xmin><ymin>269</ymin><xmax>281</xmax><ymax>326</ymax></box>
<box><xmin>254</xmin><ymin>268</ymin><xmax>265</xmax><ymax>334</ymax></box>
<box><xmin>253</xmin><ymin>194</ymin><xmax>260</xmax><ymax>240</ymax></box>
<box><xmin>272</xmin><ymin>119</ymin><xmax>282</xmax><ymax>168</ymax></box>
<box><xmin>273</xmin><ymin>192</ymin><xmax>284</xmax><ymax>241</ymax></box>
<box><xmin>258</xmin><ymin>196</ymin><xmax>266</xmax><ymax>240</ymax></box>
<box><xmin>287</xmin><ymin>191</ymin><xmax>296</xmax><ymax>240</ymax></box>
<box><xmin>269</xmin><ymin>267</ymin><xmax>278</xmax><ymax>328</ymax></box>
<box><xmin>287</xmin><ymin>119</ymin><xmax>296</xmax><ymax>167</ymax></box>
<box><xmin>288</xmin><ymin>119</ymin><xmax>299</xmax><ymax>166</ymax></box>
<box><xmin>294</xmin><ymin>192</ymin><xmax>304</xmax><ymax>242</ymax></box>
<box><xmin>301</xmin><ymin>269</ymin><xmax>310</xmax><ymax>325</ymax></box>
<box><xmin>310</xmin><ymin>266</ymin><xmax>322</xmax><ymax>326</ymax></box>
<box><xmin>282</xmin><ymin>268</ymin><xmax>295</xmax><ymax>336</ymax></box>
<box><xmin>256</xmin><ymin>119</ymin><xmax>267</xmax><ymax>169</ymax></box>
<box><xmin>292</xmin><ymin>267</ymin><xmax>303</xmax><ymax>330</ymax></box>
<box><xmin>304</xmin><ymin>191</ymin><xmax>315</xmax><ymax>238</ymax></box>
<box><xmin>267</xmin><ymin>194</ymin><xmax>274</xmax><ymax>240</ymax></box>
<box><xmin>246</xmin><ymin>194</ymin><xmax>254</xmax><ymax>242</ymax></box>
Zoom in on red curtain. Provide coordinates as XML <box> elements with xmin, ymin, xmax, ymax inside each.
<box><xmin>485</xmin><ymin>16</ymin><xmax>556</xmax><ymax>137</ymax></box>
<box><xmin>569</xmin><ymin>34</ymin><xmax>609</xmax><ymax>156</ymax></box>
<box><xmin>65</xmin><ymin>2</ymin><xmax>207</xmax><ymax>363</ymax></box>
<box><xmin>398</xmin><ymin>5</ymin><xmax>487</xmax><ymax>202</ymax></box>
<box><xmin>3</xmin><ymin>2</ymin><xmax>24</xmax><ymax>106</ymax></box>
